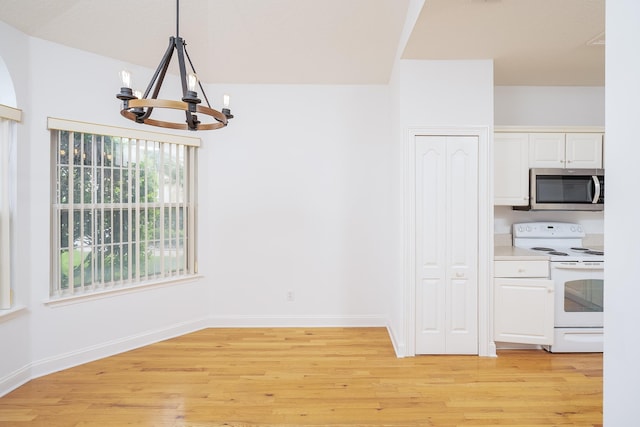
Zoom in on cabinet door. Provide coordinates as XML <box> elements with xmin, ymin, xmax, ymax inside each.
<box><xmin>494</xmin><ymin>278</ymin><xmax>554</xmax><ymax>345</ymax></box>
<box><xmin>565</xmin><ymin>133</ymin><xmax>603</xmax><ymax>168</ymax></box>
<box><xmin>494</xmin><ymin>133</ymin><xmax>529</xmax><ymax>206</ymax></box>
<box><xmin>529</xmin><ymin>133</ymin><xmax>565</xmax><ymax>168</ymax></box>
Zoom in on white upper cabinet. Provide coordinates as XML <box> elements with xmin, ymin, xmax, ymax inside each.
<box><xmin>565</xmin><ymin>133</ymin><xmax>604</xmax><ymax>168</ymax></box>
<box><xmin>529</xmin><ymin>132</ymin><xmax>603</xmax><ymax>169</ymax></box>
<box><xmin>528</xmin><ymin>133</ymin><xmax>565</xmax><ymax>168</ymax></box>
<box><xmin>494</xmin><ymin>133</ymin><xmax>529</xmax><ymax>206</ymax></box>
<box><xmin>494</xmin><ymin>128</ymin><xmax>604</xmax><ymax>207</ymax></box>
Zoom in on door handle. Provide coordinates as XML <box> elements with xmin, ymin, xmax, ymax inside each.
<box><xmin>592</xmin><ymin>175</ymin><xmax>601</xmax><ymax>204</ymax></box>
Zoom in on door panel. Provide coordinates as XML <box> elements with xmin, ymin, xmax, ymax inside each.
<box><xmin>529</xmin><ymin>133</ymin><xmax>565</xmax><ymax>168</ymax></box>
<box><xmin>415</xmin><ymin>137</ymin><xmax>447</xmax><ymax>354</ymax></box>
<box><xmin>417</xmin><ymin>140</ymin><xmax>446</xmax><ymax>280</ymax></box>
<box><xmin>565</xmin><ymin>133</ymin><xmax>603</xmax><ymax>168</ymax></box>
<box><xmin>416</xmin><ymin>278</ymin><xmax>445</xmax><ymax>353</ymax></box>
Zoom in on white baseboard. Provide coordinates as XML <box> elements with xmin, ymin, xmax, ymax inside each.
<box><xmin>207</xmin><ymin>314</ymin><xmax>388</xmax><ymax>328</ymax></box>
<box><xmin>486</xmin><ymin>340</ymin><xmax>498</xmax><ymax>357</ymax></box>
<box><xmin>385</xmin><ymin>321</ymin><xmax>406</xmax><ymax>358</ymax></box>
<box><xmin>30</xmin><ymin>316</ymin><xmax>211</xmax><ymax>379</ymax></box>
<box><xmin>0</xmin><ymin>363</ymin><xmax>31</xmax><ymax>398</ymax></box>
<box><xmin>495</xmin><ymin>342</ymin><xmax>543</xmax><ymax>351</ymax></box>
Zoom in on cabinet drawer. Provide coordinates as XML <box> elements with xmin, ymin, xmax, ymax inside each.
<box><xmin>494</xmin><ymin>260</ymin><xmax>549</xmax><ymax>278</ymax></box>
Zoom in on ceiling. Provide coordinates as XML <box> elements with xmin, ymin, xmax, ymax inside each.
<box><xmin>0</xmin><ymin>0</ymin><xmax>604</xmax><ymax>86</ymax></box>
<box><xmin>403</xmin><ymin>0</ymin><xmax>605</xmax><ymax>86</ymax></box>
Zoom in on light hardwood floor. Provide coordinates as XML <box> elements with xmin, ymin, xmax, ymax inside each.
<box><xmin>0</xmin><ymin>328</ymin><xmax>602</xmax><ymax>426</ymax></box>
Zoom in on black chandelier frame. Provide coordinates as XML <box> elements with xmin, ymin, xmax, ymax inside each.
<box><xmin>117</xmin><ymin>0</ymin><xmax>233</xmax><ymax>131</ymax></box>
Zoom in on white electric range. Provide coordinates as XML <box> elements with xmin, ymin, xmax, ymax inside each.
<box><xmin>513</xmin><ymin>222</ymin><xmax>604</xmax><ymax>352</ymax></box>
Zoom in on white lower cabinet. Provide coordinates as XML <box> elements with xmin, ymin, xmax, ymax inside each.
<box><xmin>494</xmin><ymin>260</ymin><xmax>554</xmax><ymax>345</ymax></box>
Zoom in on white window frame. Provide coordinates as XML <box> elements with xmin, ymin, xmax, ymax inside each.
<box><xmin>0</xmin><ymin>104</ymin><xmax>21</xmax><ymax>310</ymax></box>
<box><xmin>48</xmin><ymin>118</ymin><xmax>199</xmax><ymax>301</ymax></box>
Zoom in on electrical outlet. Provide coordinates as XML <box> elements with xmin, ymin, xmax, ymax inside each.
<box><xmin>286</xmin><ymin>291</ymin><xmax>295</xmax><ymax>302</ymax></box>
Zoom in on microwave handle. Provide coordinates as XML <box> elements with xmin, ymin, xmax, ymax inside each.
<box><xmin>592</xmin><ymin>176</ymin><xmax>601</xmax><ymax>204</ymax></box>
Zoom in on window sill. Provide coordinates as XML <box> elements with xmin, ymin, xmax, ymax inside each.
<box><xmin>0</xmin><ymin>305</ymin><xmax>27</xmax><ymax>323</ymax></box>
<box><xmin>44</xmin><ymin>275</ymin><xmax>203</xmax><ymax>307</ymax></box>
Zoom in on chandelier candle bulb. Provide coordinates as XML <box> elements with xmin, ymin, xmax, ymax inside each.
<box><xmin>116</xmin><ymin>70</ymin><xmax>136</xmax><ymax>106</ymax></box>
<box><xmin>222</xmin><ymin>94</ymin><xmax>234</xmax><ymax>119</ymax></box>
<box><xmin>119</xmin><ymin>70</ymin><xmax>131</xmax><ymax>89</ymax></box>
<box><xmin>187</xmin><ymin>73</ymin><xmax>198</xmax><ymax>93</ymax></box>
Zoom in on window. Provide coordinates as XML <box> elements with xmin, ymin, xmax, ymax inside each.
<box><xmin>0</xmin><ymin>104</ymin><xmax>21</xmax><ymax>309</ymax></box>
<box><xmin>49</xmin><ymin>118</ymin><xmax>199</xmax><ymax>298</ymax></box>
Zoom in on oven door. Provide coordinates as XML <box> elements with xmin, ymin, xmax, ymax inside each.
<box><xmin>550</xmin><ymin>261</ymin><xmax>604</xmax><ymax>327</ymax></box>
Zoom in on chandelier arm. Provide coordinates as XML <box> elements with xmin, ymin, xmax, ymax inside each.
<box><xmin>175</xmin><ymin>36</ymin><xmax>199</xmax><ymax>130</ymax></box>
<box><xmin>175</xmin><ymin>37</ymin><xmax>190</xmax><ymax>97</ymax></box>
<box><xmin>137</xmin><ymin>37</ymin><xmax>177</xmax><ymax>122</ymax></box>
<box><xmin>184</xmin><ymin>45</ymin><xmax>212</xmax><ymax>108</ymax></box>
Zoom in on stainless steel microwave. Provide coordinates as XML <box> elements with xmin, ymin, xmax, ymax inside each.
<box><xmin>518</xmin><ymin>168</ymin><xmax>604</xmax><ymax>211</ymax></box>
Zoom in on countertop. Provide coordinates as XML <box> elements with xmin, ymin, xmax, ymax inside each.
<box><xmin>494</xmin><ymin>246</ymin><xmax>550</xmax><ymax>261</ymax></box>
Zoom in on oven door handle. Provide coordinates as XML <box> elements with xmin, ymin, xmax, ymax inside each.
<box><xmin>592</xmin><ymin>175</ymin><xmax>601</xmax><ymax>204</ymax></box>
<box><xmin>552</xmin><ymin>263</ymin><xmax>604</xmax><ymax>271</ymax></box>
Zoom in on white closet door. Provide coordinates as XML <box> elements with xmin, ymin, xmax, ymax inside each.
<box><xmin>415</xmin><ymin>135</ymin><xmax>478</xmax><ymax>355</ymax></box>
<box><xmin>415</xmin><ymin>136</ymin><xmax>447</xmax><ymax>353</ymax></box>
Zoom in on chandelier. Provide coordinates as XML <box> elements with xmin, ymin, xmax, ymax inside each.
<box><xmin>116</xmin><ymin>0</ymin><xmax>233</xmax><ymax>131</ymax></box>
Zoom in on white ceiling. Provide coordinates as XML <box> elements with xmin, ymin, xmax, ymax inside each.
<box><xmin>0</xmin><ymin>0</ymin><xmax>604</xmax><ymax>86</ymax></box>
<box><xmin>403</xmin><ymin>0</ymin><xmax>605</xmax><ymax>86</ymax></box>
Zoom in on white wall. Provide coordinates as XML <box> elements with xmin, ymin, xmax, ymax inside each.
<box><xmin>200</xmin><ymin>83</ymin><xmax>395</xmax><ymax>326</ymax></box>
<box><xmin>399</xmin><ymin>60</ymin><xmax>494</xmax><ymax>128</ymax></box>
<box><xmin>389</xmin><ymin>59</ymin><xmax>494</xmax><ymax>355</ymax></box>
<box><xmin>604</xmin><ymin>1</ymin><xmax>640</xmax><ymax>424</ymax></box>
<box><xmin>0</xmin><ymin>20</ymin><xmax>32</xmax><ymax>395</ymax></box>
<box><xmin>494</xmin><ymin>86</ymin><xmax>605</xmax><ymax>127</ymax></box>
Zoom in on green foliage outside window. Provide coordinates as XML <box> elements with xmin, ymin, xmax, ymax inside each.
<box><xmin>54</xmin><ymin>130</ymin><xmax>188</xmax><ymax>292</ymax></box>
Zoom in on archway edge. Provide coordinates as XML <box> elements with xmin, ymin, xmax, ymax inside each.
<box><xmin>0</xmin><ymin>55</ymin><xmax>17</xmax><ymax>108</ymax></box>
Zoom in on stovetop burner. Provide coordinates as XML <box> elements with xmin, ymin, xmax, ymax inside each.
<box><xmin>531</xmin><ymin>247</ymin><xmax>555</xmax><ymax>251</ymax></box>
<box><xmin>586</xmin><ymin>250</ymin><xmax>604</xmax><ymax>256</ymax></box>
<box><xmin>548</xmin><ymin>251</ymin><xmax>568</xmax><ymax>256</ymax></box>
